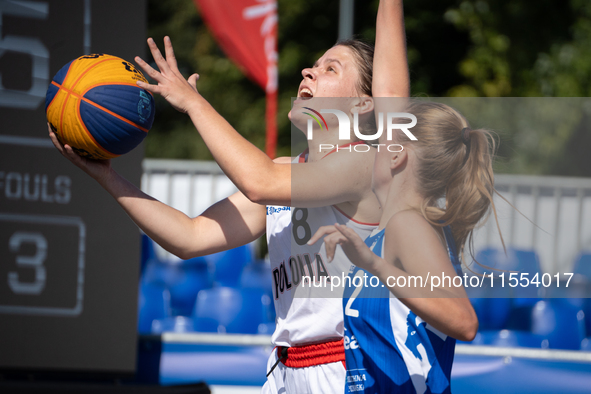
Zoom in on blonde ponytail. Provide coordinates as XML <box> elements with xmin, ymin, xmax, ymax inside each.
<box><xmin>402</xmin><ymin>101</ymin><xmax>504</xmax><ymax>267</ymax></box>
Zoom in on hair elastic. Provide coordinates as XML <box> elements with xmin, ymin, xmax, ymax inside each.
<box><xmin>461</xmin><ymin>127</ymin><xmax>471</xmax><ymax>145</ymax></box>
<box><xmin>461</xmin><ymin>127</ymin><xmax>471</xmax><ymax>164</ymax></box>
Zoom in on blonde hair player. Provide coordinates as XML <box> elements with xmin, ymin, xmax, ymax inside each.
<box><xmin>310</xmin><ymin>101</ymin><xmax>498</xmax><ymax>393</ymax></box>
<box><xmin>49</xmin><ymin>1</ymin><xmax>409</xmax><ymax>393</ymax></box>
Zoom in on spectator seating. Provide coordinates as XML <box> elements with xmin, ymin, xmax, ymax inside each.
<box><xmin>204</xmin><ymin>243</ymin><xmax>254</xmax><ymax>287</ymax></box>
<box><xmin>240</xmin><ymin>260</ymin><xmax>273</xmax><ymax>292</ymax></box>
<box><xmin>138</xmin><ymin>282</ymin><xmax>171</xmax><ymax>333</ymax></box>
<box><xmin>165</xmin><ymin>257</ymin><xmax>212</xmax><ymax>316</ymax></box>
<box><xmin>139</xmin><ymin>241</ymin><xmax>589</xmax><ymax>353</ymax></box>
<box><xmin>193</xmin><ymin>287</ymin><xmax>274</xmax><ymax>334</ymax></box>
<box><xmin>470</xmin><ymin>247</ymin><xmax>542</xmax><ymax>278</ymax></box>
<box><xmin>573</xmin><ymin>253</ymin><xmax>591</xmax><ymax>279</ymax></box>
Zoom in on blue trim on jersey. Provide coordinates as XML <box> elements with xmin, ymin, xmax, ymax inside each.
<box><xmin>343</xmin><ymin>227</ymin><xmax>460</xmax><ymax>394</ymax></box>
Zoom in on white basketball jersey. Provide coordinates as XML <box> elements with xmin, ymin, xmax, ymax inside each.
<box><xmin>266</xmin><ymin>151</ymin><xmax>377</xmax><ymax>347</ymax></box>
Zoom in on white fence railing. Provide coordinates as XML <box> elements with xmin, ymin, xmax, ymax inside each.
<box><xmin>142</xmin><ymin>159</ymin><xmax>591</xmax><ymax>273</ymax></box>
<box><xmin>476</xmin><ymin>174</ymin><xmax>591</xmax><ymax>274</ymax></box>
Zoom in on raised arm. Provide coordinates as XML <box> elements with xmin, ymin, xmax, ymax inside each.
<box><xmin>135</xmin><ymin>37</ymin><xmax>290</xmax><ymax>206</ymax></box>
<box><xmin>135</xmin><ymin>38</ymin><xmax>377</xmax><ymax>209</ymax></box>
<box><xmin>373</xmin><ymin>0</ymin><xmax>410</xmax><ymax>98</ymax></box>
<box><xmin>134</xmin><ymin>1</ymin><xmax>408</xmax><ymax>208</ymax></box>
<box><xmin>49</xmin><ymin>128</ymin><xmax>266</xmax><ymax>260</ymax></box>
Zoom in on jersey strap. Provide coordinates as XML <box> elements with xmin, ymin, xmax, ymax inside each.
<box><xmin>277</xmin><ymin>338</ymin><xmax>346</xmax><ymax>368</ymax></box>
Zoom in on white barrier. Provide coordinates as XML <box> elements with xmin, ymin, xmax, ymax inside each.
<box><xmin>476</xmin><ymin>174</ymin><xmax>591</xmax><ymax>274</ymax></box>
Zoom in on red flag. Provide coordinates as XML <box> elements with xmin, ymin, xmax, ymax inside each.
<box><xmin>194</xmin><ymin>0</ymin><xmax>278</xmax><ymax>158</ymax></box>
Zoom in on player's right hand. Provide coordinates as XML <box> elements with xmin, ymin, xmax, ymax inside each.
<box><xmin>48</xmin><ymin>123</ymin><xmax>113</xmax><ymax>185</ymax></box>
<box><xmin>134</xmin><ymin>36</ymin><xmax>201</xmax><ymax>114</ymax></box>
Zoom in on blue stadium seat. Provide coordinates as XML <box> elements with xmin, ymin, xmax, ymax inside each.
<box><xmin>138</xmin><ymin>282</ymin><xmax>171</xmax><ymax>333</ymax></box>
<box><xmin>471</xmin><ymin>247</ymin><xmax>542</xmax><ymax>277</ymax></box>
<box><xmin>140</xmin><ymin>233</ymin><xmax>166</xmax><ymax>277</ymax></box>
<box><xmin>472</xmin><ymin>247</ymin><xmax>544</xmax><ymax>310</ymax></box>
<box><xmin>166</xmin><ymin>257</ymin><xmax>212</xmax><ymax>316</ymax></box>
<box><xmin>141</xmin><ymin>241</ymin><xmax>213</xmax><ymax>316</ymax></box>
<box><xmin>257</xmin><ymin>321</ymin><xmax>276</xmax><ymax>335</ymax></box>
<box><xmin>509</xmin><ymin>299</ymin><xmax>586</xmax><ymax>350</ymax></box>
<box><xmin>205</xmin><ymin>244</ymin><xmax>254</xmax><ymax>287</ymax></box>
<box><xmin>469</xmin><ymin>280</ymin><xmax>513</xmax><ymax>331</ymax></box>
<box><xmin>194</xmin><ymin>287</ymin><xmax>274</xmax><ymax>334</ymax></box>
<box><xmin>573</xmin><ymin>253</ymin><xmax>591</xmax><ymax>279</ymax></box>
<box><xmin>240</xmin><ymin>260</ymin><xmax>273</xmax><ymax>292</ymax></box>
<box><xmin>581</xmin><ymin>337</ymin><xmax>591</xmax><ymax>351</ymax></box>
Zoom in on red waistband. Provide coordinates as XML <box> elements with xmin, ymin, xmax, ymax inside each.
<box><xmin>277</xmin><ymin>339</ymin><xmax>346</xmax><ymax>368</ymax></box>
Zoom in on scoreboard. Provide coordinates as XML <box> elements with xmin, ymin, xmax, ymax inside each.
<box><xmin>0</xmin><ymin>0</ymin><xmax>146</xmax><ymax>375</ymax></box>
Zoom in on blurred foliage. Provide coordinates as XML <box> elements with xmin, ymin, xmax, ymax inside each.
<box><xmin>145</xmin><ymin>0</ymin><xmax>591</xmax><ymax>176</ymax></box>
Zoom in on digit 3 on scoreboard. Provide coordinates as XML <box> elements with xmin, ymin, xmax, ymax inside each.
<box><xmin>45</xmin><ymin>54</ymin><xmax>155</xmax><ymax>160</ymax></box>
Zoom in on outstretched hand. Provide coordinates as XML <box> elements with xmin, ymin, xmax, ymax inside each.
<box><xmin>48</xmin><ymin>123</ymin><xmax>112</xmax><ymax>184</ymax></box>
<box><xmin>309</xmin><ymin>224</ymin><xmax>380</xmax><ymax>273</ymax></box>
<box><xmin>135</xmin><ymin>36</ymin><xmax>201</xmax><ymax>114</ymax></box>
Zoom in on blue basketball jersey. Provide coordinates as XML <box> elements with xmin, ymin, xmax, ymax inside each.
<box><xmin>343</xmin><ymin>226</ymin><xmax>462</xmax><ymax>394</ymax></box>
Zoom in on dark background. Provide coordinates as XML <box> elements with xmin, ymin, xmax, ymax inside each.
<box><xmin>0</xmin><ymin>0</ymin><xmax>147</xmax><ymax>375</ymax></box>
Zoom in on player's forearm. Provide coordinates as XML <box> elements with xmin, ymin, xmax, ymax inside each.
<box><xmin>374</xmin><ymin>0</ymin><xmax>410</xmax><ymax>98</ymax></box>
<box><xmin>397</xmin><ymin>297</ymin><xmax>479</xmax><ymax>342</ymax></box>
<box><xmin>97</xmin><ymin>168</ymin><xmax>203</xmax><ymax>259</ymax></box>
<box><xmin>185</xmin><ymin>95</ymin><xmax>291</xmax><ymax>205</ymax></box>
<box><xmin>373</xmin><ymin>261</ymin><xmax>478</xmax><ymax>341</ymax></box>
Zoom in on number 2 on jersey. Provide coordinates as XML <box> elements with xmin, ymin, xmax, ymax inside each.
<box><xmin>345</xmin><ymin>271</ymin><xmax>365</xmax><ymax>318</ymax></box>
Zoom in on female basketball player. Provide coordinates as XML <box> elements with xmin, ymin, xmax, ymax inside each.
<box><xmin>49</xmin><ymin>1</ymin><xmax>408</xmax><ymax>392</ymax></box>
<box><xmin>310</xmin><ymin>101</ymin><xmax>494</xmax><ymax>393</ymax></box>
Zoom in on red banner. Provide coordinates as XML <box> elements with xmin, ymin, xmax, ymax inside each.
<box><xmin>194</xmin><ymin>0</ymin><xmax>278</xmax><ymax>158</ymax></box>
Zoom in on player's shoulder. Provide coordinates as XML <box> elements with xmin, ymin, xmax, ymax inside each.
<box><xmin>384</xmin><ymin>209</ymin><xmax>437</xmax><ymax>245</ymax></box>
<box><xmin>387</xmin><ymin>209</ymin><xmax>428</xmax><ymax>229</ymax></box>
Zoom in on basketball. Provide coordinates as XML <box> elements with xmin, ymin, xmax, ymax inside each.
<box><xmin>45</xmin><ymin>53</ymin><xmax>155</xmax><ymax>160</ymax></box>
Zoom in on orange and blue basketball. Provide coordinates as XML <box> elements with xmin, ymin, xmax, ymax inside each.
<box><xmin>45</xmin><ymin>54</ymin><xmax>155</xmax><ymax>160</ymax></box>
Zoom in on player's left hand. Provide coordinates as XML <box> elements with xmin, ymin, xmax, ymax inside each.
<box><xmin>134</xmin><ymin>36</ymin><xmax>201</xmax><ymax>114</ymax></box>
<box><xmin>309</xmin><ymin>224</ymin><xmax>379</xmax><ymax>272</ymax></box>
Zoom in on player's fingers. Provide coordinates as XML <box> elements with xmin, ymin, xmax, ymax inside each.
<box><xmin>62</xmin><ymin>144</ymin><xmax>87</xmax><ymax>166</ymax></box>
<box><xmin>134</xmin><ymin>56</ymin><xmax>164</xmax><ymax>85</ymax></box>
<box><xmin>187</xmin><ymin>74</ymin><xmax>200</xmax><ymax>91</ymax></box>
<box><xmin>308</xmin><ymin>225</ymin><xmax>338</xmax><ymax>245</ymax></box>
<box><xmin>323</xmin><ymin>234</ymin><xmax>337</xmax><ymax>262</ymax></box>
<box><xmin>164</xmin><ymin>36</ymin><xmax>180</xmax><ymax>72</ymax></box>
<box><xmin>48</xmin><ymin>128</ymin><xmax>66</xmax><ymax>155</ymax></box>
<box><xmin>323</xmin><ymin>232</ymin><xmax>348</xmax><ymax>262</ymax></box>
<box><xmin>147</xmin><ymin>37</ymin><xmax>172</xmax><ymax>75</ymax></box>
<box><xmin>136</xmin><ymin>79</ymin><xmax>162</xmax><ymax>95</ymax></box>
<box><xmin>336</xmin><ymin>224</ymin><xmax>361</xmax><ymax>243</ymax></box>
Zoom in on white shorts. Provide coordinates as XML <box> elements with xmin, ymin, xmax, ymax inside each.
<box><xmin>261</xmin><ymin>348</ymin><xmax>346</xmax><ymax>394</ymax></box>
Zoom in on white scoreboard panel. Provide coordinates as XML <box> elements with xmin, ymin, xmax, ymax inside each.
<box><xmin>0</xmin><ymin>0</ymin><xmax>146</xmax><ymax>376</ymax></box>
